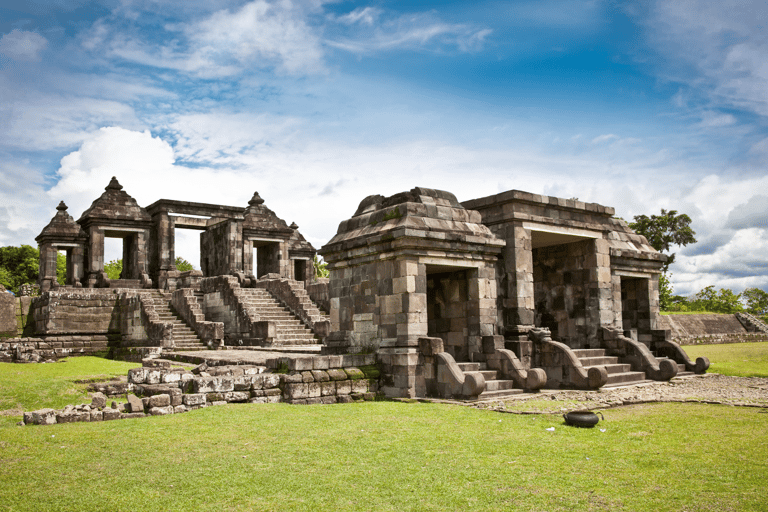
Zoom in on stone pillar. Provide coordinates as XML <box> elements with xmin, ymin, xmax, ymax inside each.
<box><xmin>586</xmin><ymin>238</ymin><xmax>615</xmax><ymax>348</ymax></box>
<box><xmin>502</xmin><ymin>223</ymin><xmax>534</xmax><ymax>336</ymax></box>
<box><xmin>152</xmin><ymin>212</ymin><xmax>175</xmax><ymax>289</ymax></box>
<box><xmin>466</xmin><ymin>265</ymin><xmax>498</xmax><ymax>360</ymax></box>
<box><xmin>86</xmin><ymin>226</ymin><xmax>104</xmax><ymax>287</ymax></box>
<box><xmin>70</xmin><ymin>245</ymin><xmax>85</xmax><ymax>286</ymax></box>
<box><xmin>38</xmin><ymin>243</ymin><xmax>58</xmax><ymax>292</ymax></box>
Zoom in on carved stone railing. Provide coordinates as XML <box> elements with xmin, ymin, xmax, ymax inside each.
<box><xmin>170</xmin><ymin>288</ymin><xmax>223</xmax><ymax>348</ymax></box>
<box><xmin>529</xmin><ymin>327</ymin><xmax>607</xmax><ymax>389</ymax></box>
<box><xmin>252</xmin><ymin>275</ymin><xmax>330</xmax><ymax>341</ymax></box>
<box><xmin>200</xmin><ymin>276</ymin><xmax>275</xmax><ymax>346</ymax></box>
<box><xmin>651</xmin><ymin>330</ymin><xmax>710</xmax><ymax>374</ymax></box>
<box><xmin>601</xmin><ymin>327</ymin><xmax>677</xmax><ymax>381</ymax></box>
<box><xmin>418</xmin><ymin>336</ymin><xmax>485</xmax><ymax>399</ymax></box>
<box><xmin>737</xmin><ymin>312</ymin><xmax>768</xmax><ymax>334</ymax></box>
<box><xmin>482</xmin><ymin>335</ymin><xmax>546</xmax><ymax>390</ymax></box>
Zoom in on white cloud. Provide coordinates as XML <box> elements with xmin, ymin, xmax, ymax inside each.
<box><xmin>326</xmin><ymin>11</ymin><xmax>492</xmax><ymax>54</ymax></box>
<box><xmin>0</xmin><ymin>29</ymin><xmax>48</xmax><ymax>61</ymax></box>
<box><xmin>649</xmin><ymin>0</ymin><xmax>768</xmax><ymax>117</ymax></box>
<box><xmin>336</xmin><ymin>7</ymin><xmax>381</xmax><ymax>26</ymax></box>
<box><xmin>95</xmin><ymin>0</ymin><xmax>326</xmax><ymax>77</ymax></box>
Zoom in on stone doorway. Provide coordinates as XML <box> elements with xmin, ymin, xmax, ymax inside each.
<box><xmin>252</xmin><ymin>240</ymin><xmax>281</xmax><ymax>278</ymax></box>
<box><xmin>620</xmin><ymin>276</ymin><xmax>651</xmax><ymax>338</ymax></box>
<box><xmin>426</xmin><ymin>266</ymin><xmax>473</xmax><ymax>362</ymax></box>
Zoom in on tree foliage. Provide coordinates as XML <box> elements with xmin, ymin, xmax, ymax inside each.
<box><xmin>175</xmin><ymin>257</ymin><xmax>194</xmax><ymax>272</ymax></box>
<box><xmin>629</xmin><ymin>209</ymin><xmax>697</xmax><ymax>270</ymax></box>
<box><xmin>0</xmin><ymin>245</ymin><xmax>39</xmax><ymax>294</ymax></box>
<box><xmin>104</xmin><ymin>259</ymin><xmax>123</xmax><ymax>280</ymax></box>
<box><xmin>313</xmin><ymin>255</ymin><xmax>329</xmax><ymax>279</ymax></box>
<box><xmin>743</xmin><ymin>288</ymin><xmax>768</xmax><ymax>315</ymax></box>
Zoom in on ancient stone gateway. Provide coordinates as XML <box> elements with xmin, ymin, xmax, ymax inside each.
<box><xmin>320</xmin><ymin>187</ymin><xmax>709</xmax><ymax>399</ymax></box>
<box><xmin>18</xmin><ymin>180</ymin><xmax>710</xmax><ymax>399</ymax></box>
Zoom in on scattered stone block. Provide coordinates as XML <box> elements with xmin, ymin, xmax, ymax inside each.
<box><xmin>148</xmin><ymin>394</ymin><xmax>171</xmax><ymax>408</ymax></box>
<box><xmin>182</xmin><ymin>393</ymin><xmax>206</xmax><ymax>407</ymax></box>
<box><xmin>102</xmin><ymin>409</ymin><xmax>120</xmax><ymax>421</ymax></box>
<box><xmin>126</xmin><ymin>394</ymin><xmax>144</xmax><ymax>413</ymax></box>
<box><xmin>24</xmin><ymin>408</ymin><xmax>57</xmax><ymax>425</ymax></box>
<box><xmin>149</xmin><ymin>406</ymin><xmax>174</xmax><ymax>416</ymax></box>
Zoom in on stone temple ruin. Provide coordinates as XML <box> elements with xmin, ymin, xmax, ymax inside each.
<box><xmin>4</xmin><ymin>178</ymin><xmax>725</xmax><ymax>408</ymax></box>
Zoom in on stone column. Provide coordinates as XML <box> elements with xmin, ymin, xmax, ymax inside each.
<box><xmin>86</xmin><ymin>226</ymin><xmax>104</xmax><ymax>287</ymax></box>
<box><xmin>502</xmin><ymin>223</ymin><xmax>535</xmax><ymax>336</ymax></box>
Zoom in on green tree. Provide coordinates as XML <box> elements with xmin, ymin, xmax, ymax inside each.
<box><xmin>629</xmin><ymin>209</ymin><xmax>697</xmax><ymax>270</ymax></box>
<box><xmin>743</xmin><ymin>288</ymin><xmax>768</xmax><ymax>315</ymax></box>
<box><xmin>175</xmin><ymin>257</ymin><xmax>194</xmax><ymax>272</ymax></box>
<box><xmin>104</xmin><ymin>259</ymin><xmax>123</xmax><ymax>280</ymax></box>
<box><xmin>56</xmin><ymin>252</ymin><xmax>66</xmax><ymax>285</ymax></box>
<box><xmin>690</xmin><ymin>286</ymin><xmax>744</xmax><ymax>314</ymax></box>
<box><xmin>0</xmin><ymin>245</ymin><xmax>39</xmax><ymax>293</ymax></box>
<box><xmin>313</xmin><ymin>255</ymin><xmax>329</xmax><ymax>279</ymax></box>
<box><xmin>629</xmin><ymin>210</ymin><xmax>697</xmax><ymax>311</ymax></box>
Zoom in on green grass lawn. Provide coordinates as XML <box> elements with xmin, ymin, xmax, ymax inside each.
<box><xmin>0</xmin><ymin>357</ymin><xmax>767</xmax><ymax>511</ymax></box>
<box><xmin>685</xmin><ymin>341</ymin><xmax>768</xmax><ymax>377</ymax></box>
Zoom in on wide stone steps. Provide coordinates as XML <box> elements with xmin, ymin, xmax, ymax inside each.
<box><xmin>145</xmin><ymin>291</ymin><xmax>206</xmax><ymax>351</ymax></box>
<box><xmin>236</xmin><ymin>288</ymin><xmax>321</xmax><ymax>346</ymax></box>
<box><xmin>456</xmin><ymin>362</ymin><xmax>523</xmax><ymax>400</ymax></box>
<box><xmin>572</xmin><ymin>348</ymin><xmax>648</xmax><ymax>387</ymax></box>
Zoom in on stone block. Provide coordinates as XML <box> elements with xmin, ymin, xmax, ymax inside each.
<box><xmin>90</xmin><ymin>392</ymin><xmax>107</xmax><ymax>409</ymax></box>
<box><xmin>206</xmin><ymin>392</ymin><xmax>224</xmax><ymax>402</ymax></box>
<box><xmin>344</xmin><ymin>367</ymin><xmax>365</xmax><ymax>380</ymax></box>
<box><xmin>311</xmin><ymin>370</ymin><xmax>329</xmax><ymax>382</ymax></box>
<box><xmin>183</xmin><ymin>393</ymin><xmax>207</xmax><ymax>406</ymax></box>
<box><xmin>57</xmin><ymin>411</ymin><xmax>90</xmax><ymax>423</ymax></box>
<box><xmin>307</xmin><ymin>382</ymin><xmax>321</xmax><ymax>398</ymax></box>
<box><xmin>292</xmin><ymin>357</ymin><xmax>314</xmax><ymax>371</ymax></box>
<box><xmin>351</xmin><ymin>379</ymin><xmax>369</xmax><ymax>393</ymax></box>
<box><xmin>120</xmin><ymin>412</ymin><xmax>146</xmax><ymax>419</ymax></box>
<box><xmin>306</xmin><ymin>397</ymin><xmax>322</xmax><ymax>405</ymax></box>
<box><xmin>174</xmin><ymin>405</ymin><xmax>188</xmax><ymax>414</ymax></box>
<box><xmin>320</xmin><ymin>381</ymin><xmax>336</xmax><ymax>396</ymax></box>
<box><xmin>312</xmin><ymin>356</ymin><xmax>330</xmax><ymax>370</ymax></box>
<box><xmin>149</xmin><ymin>406</ymin><xmax>174</xmax><ymax>416</ymax></box>
<box><xmin>336</xmin><ymin>395</ymin><xmax>354</xmax><ymax>404</ymax></box>
<box><xmin>148</xmin><ymin>394</ymin><xmax>171</xmax><ymax>408</ymax></box>
<box><xmin>335</xmin><ymin>380</ymin><xmax>352</xmax><ymax>395</ymax></box>
<box><xmin>233</xmin><ymin>376</ymin><xmax>254</xmax><ymax>391</ymax></box>
<box><xmin>192</xmin><ymin>377</ymin><xmax>234</xmax><ymax>393</ymax></box>
<box><xmin>224</xmin><ymin>391</ymin><xmax>250</xmax><ymax>402</ymax></box>
<box><xmin>284</xmin><ymin>383</ymin><xmax>308</xmax><ymax>400</ymax></box>
<box><xmin>24</xmin><ymin>408</ymin><xmax>57</xmax><ymax>425</ymax></box>
<box><xmin>128</xmin><ymin>367</ymin><xmax>149</xmax><ymax>384</ymax></box>
<box><xmin>102</xmin><ymin>408</ymin><xmax>120</xmax><ymax>421</ymax></box>
<box><xmin>321</xmin><ymin>396</ymin><xmax>337</xmax><ymax>405</ymax></box>
<box><xmin>327</xmin><ymin>369</ymin><xmax>347</xmax><ymax>381</ymax></box>
<box><xmin>126</xmin><ymin>394</ymin><xmax>145</xmax><ymax>413</ymax></box>
<box><xmin>301</xmin><ymin>371</ymin><xmax>315</xmax><ymax>383</ymax></box>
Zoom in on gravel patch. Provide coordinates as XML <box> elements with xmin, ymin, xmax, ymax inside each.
<box><xmin>476</xmin><ymin>374</ymin><xmax>768</xmax><ymax>414</ymax></box>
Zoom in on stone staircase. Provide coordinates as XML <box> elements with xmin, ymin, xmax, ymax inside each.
<box><xmin>109</xmin><ymin>279</ymin><xmax>143</xmax><ymax>289</ymax></box>
<box><xmin>654</xmin><ymin>356</ymin><xmax>695</xmax><ymax>378</ymax></box>
<box><xmin>237</xmin><ymin>288</ymin><xmax>322</xmax><ymax>346</ymax></box>
<box><xmin>456</xmin><ymin>362</ymin><xmax>524</xmax><ymax>400</ymax></box>
<box><xmin>147</xmin><ymin>291</ymin><xmax>206</xmax><ymax>351</ymax></box>
<box><xmin>573</xmin><ymin>348</ymin><xmax>649</xmax><ymax>388</ymax></box>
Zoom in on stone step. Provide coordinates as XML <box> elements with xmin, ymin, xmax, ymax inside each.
<box><xmin>578</xmin><ymin>356</ymin><xmax>620</xmax><ymax>366</ymax></box>
<box><xmin>484</xmin><ymin>379</ymin><xmax>517</xmax><ymax>392</ymax></box>
<box><xmin>572</xmin><ymin>348</ymin><xmax>606</xmax><ymax>358</ymax></box>
<box><xmin>456</xmin><ymin>362</ymin><xmax>486</xmax><ymax>372</ymax></box>
<box><xmin>475</xmin><ymin>388</ymin><xmax>525</xmax><ymax>400</ymax></box>
<box><xmin>583</xmin><ymin>363</ymin><xmax>631</xmax><ymax>375</ymax></box>
<box><xmin>602</xmin><ymin>371</ymin><xmax>648</xmax><ymax>387</ymax></box>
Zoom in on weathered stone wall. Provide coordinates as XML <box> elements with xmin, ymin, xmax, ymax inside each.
<box><xmin>200</xmin><ymin>220</ymin><xmax>242</xmax><ymax>278</ymax></box>
<box><xmin>532</xmin><ymin>239</ymin><xmax>600</xmax><ymax>348</ymax></box>
<box><xmin>0</xmin><ymin>336</ymin><xmax>110</xmax><ymax>362</ymax></box>
<box><xmin>427</xmin><ymin>270</ymin><xmax>470</xmax><ymax>360</ymax></box>
<box><xmin>32</xmin><ymin>291</ymin><xmax>120</xmax><ymax>335</ymax></box>
<box><xmin>0</xmin><ymin>293</ymin><xmax>17</xmax><ymax>338</ymax></box>
<box><xmin>306</xmin><ymin>278</ymin><xmax>329</xmax><ymax>313</ymax></box>
<box><xmin>657</xmin><ymin>313</ymin><xmax>768</xmax><ymax>344</ymax></box>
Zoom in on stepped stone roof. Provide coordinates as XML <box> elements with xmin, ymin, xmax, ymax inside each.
<box><xmin>78</xmin><ymin>177</ymin><xmax>151</xmax><ymax>228</ymax></box>
<box><xmin>243</xmin><ymin>191</ymin><xmax>296</xmax><ymax>240</ymax></box>
<box><xmin>36</xmin><ymin>202</ymin><xmax>87</xmax><ymax>243</ymax></box>
<box><xmin>321</xmin><ymin>187</ymin><xmax>504</xmax><ymax>256</ymax></box>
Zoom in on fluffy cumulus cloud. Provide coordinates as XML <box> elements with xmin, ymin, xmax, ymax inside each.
<box><xmin>0</xmin><ymin>29</ymin><xmax>48</xmax><ymax>61</ymax></box>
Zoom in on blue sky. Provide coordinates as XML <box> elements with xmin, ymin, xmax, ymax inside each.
<box><xmin>0</xmin><ymin>0</ymin><xmax>766</xmax><ymax>296</ymax></box>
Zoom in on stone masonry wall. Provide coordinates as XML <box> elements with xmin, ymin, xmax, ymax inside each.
<box><xmin>532</xmin><ymin>239</ymin><xmax>601</xmax><ymax>348</ymax></box>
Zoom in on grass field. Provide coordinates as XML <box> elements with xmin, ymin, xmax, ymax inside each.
<box><xmin>685</xmin><ymin>341</ymin><xmax>768</xmax><ymax>377</ymax></box>
<box><xmin>0</xmin><ymin>357</ymin><xmax>766</xmax><ymax>511</ymax></box>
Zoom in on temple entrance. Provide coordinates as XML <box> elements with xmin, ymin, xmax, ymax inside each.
<box><xmin>620</xmin><ymin>276</ymin><xmax>651</xmax><ymax>338</ymax></box>
<box><xmin>104</xmin><ymin>230</ymin><xmax>141</xmax><ymax>280</ymax></box>
<box><xmin>531</xmin><ymin>229</ymin><xmax>598</xmax><ymax>348</ymax></box>
<box><xmin>426</xmin><ymin>265</ymin><xmax>472</xmax><ymax>361</ymax></box>
<box><xmin>252</xmin><ymin>240</ymin><xmax>280</xmax><ymax>278</ymax></box>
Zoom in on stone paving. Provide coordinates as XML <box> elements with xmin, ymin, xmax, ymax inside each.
<box><xmin>473</xmin><ymin>374</ymin><xmax>768</xmax><ymax>414</ymax></box>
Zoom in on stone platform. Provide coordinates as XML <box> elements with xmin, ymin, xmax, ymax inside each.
<box><xmin>163</xmin><ymin>346</ymin><xmax>323</xmax><ymax>366</ymax></box>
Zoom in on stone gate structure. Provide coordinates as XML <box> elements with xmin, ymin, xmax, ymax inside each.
<box><xmin>319</xmin><ymin>187</ymin><xmax>709</xmax><ymax>399</ymax></box>
<box><xmin>6</xmin><ymin>180</ymin><xmax>711</xmax><ymax>400</ymax></box>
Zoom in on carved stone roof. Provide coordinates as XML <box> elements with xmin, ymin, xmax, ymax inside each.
<box><xmin>320</xmin><ymin>187</ymin><xmax>504</xmax><ymax>258</ymax></box>
<box><xmin>77</xmin><ymin>177</ymin><xmax>151</xmax><ymax>228</ymax></box>
<box><xmin>242</xmin><ymin>191</ymin><xmax>295</xmax><ymax>239</ymax></box>
<box><xmin>36</xmin><ymin>202</ymin><xmax>87</xmax><ymax>243</ymax></box>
